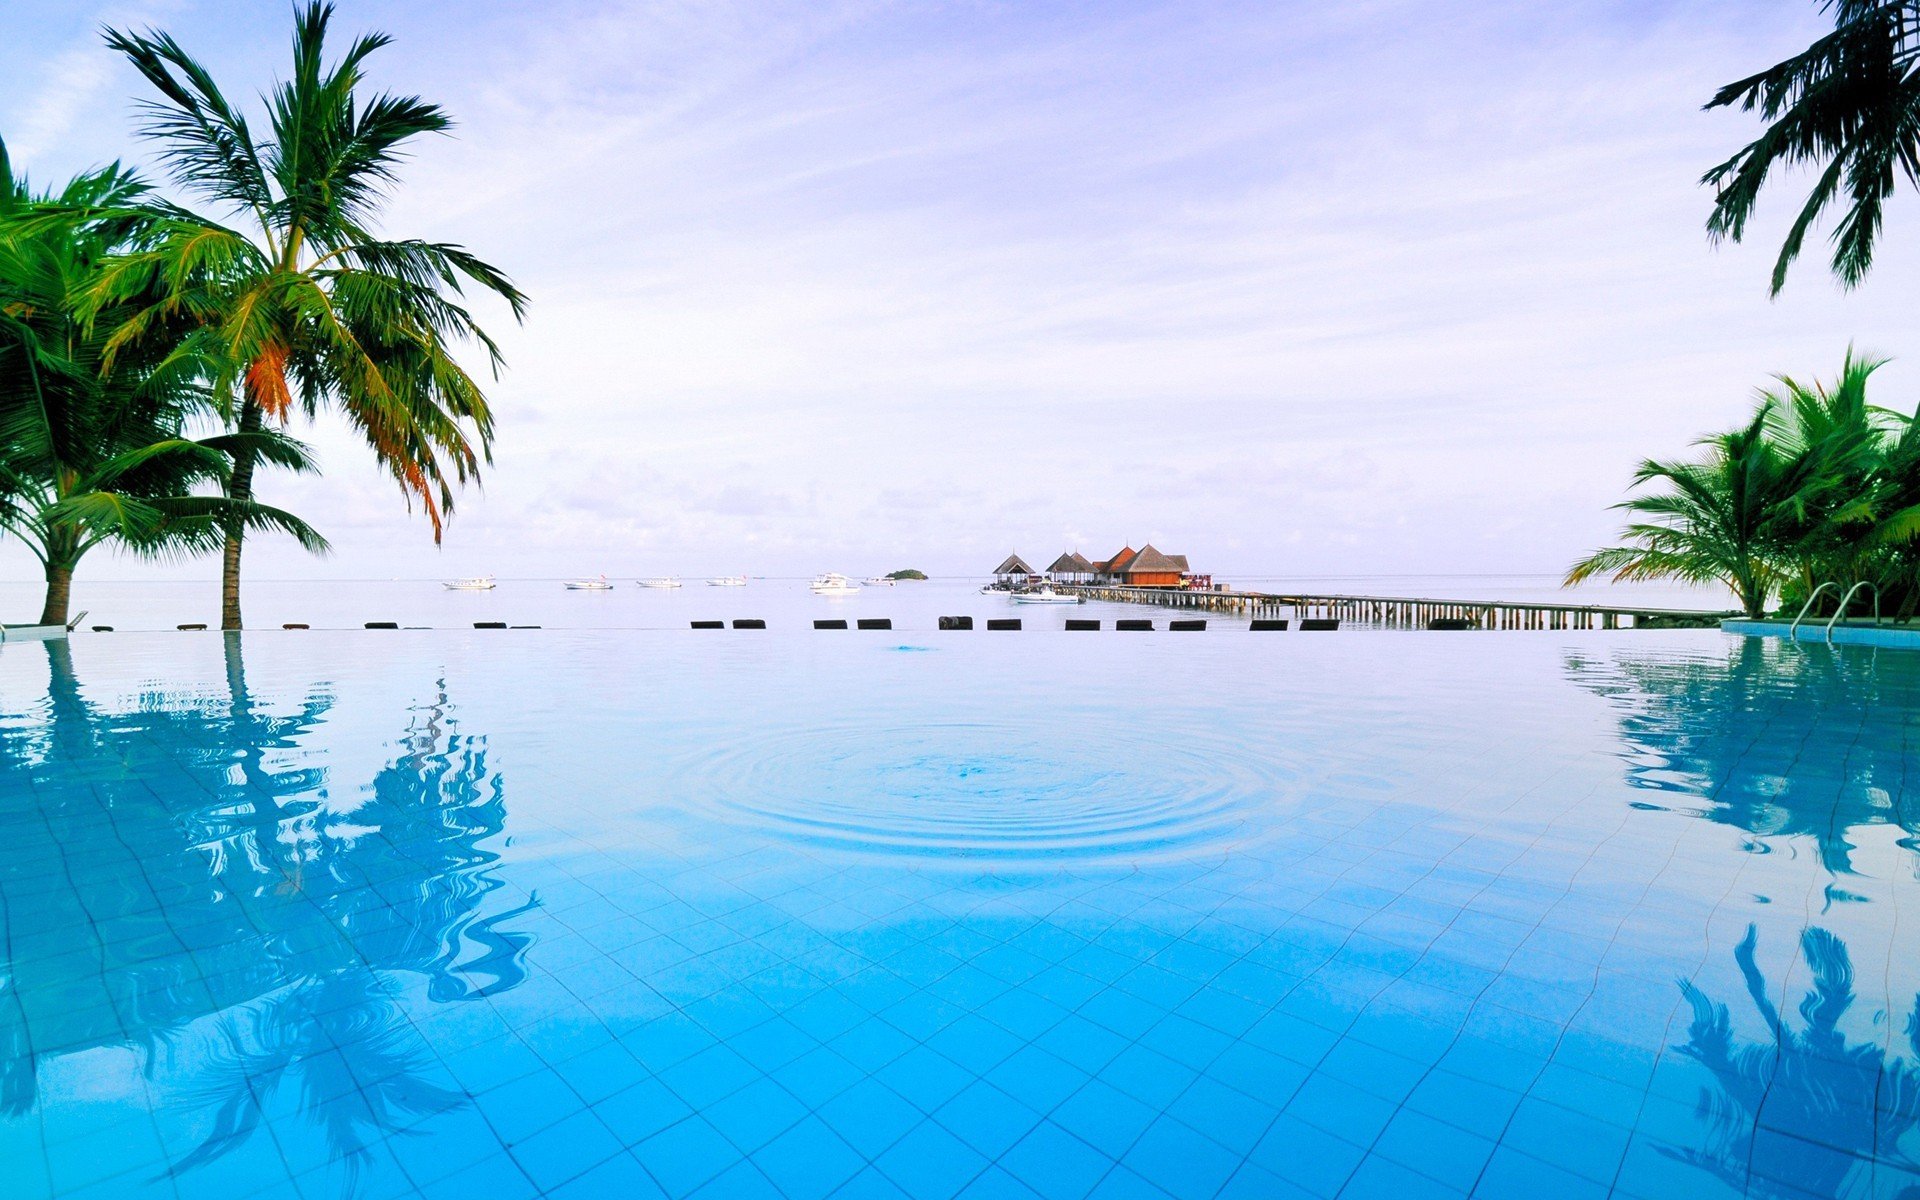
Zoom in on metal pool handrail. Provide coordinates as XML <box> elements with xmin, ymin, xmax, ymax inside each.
<box><xmin>1825</xmin><ymin>581</ymin><xmax>1882</xmax><ymax>643</ymax></box>
<box><xmin>1788</xmin><ymin>582</ymin><xmax>1841</xmax><ymax>640</ymax></box>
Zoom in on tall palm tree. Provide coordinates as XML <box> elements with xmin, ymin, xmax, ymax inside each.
<box><xmin>92</xmin><ymin>2</ymin><xmax>525</xmax><ymax>629</ymax></box>
<box><xmin>1703</xmin><ymin>1</ymin><xmax>1920</xmax><ymax>294</ymax></box>
<box><xmin>1566</xmin><ymin>405</ymin><xmax>1823</xmax><ymax>616</ymax></box>
<box><xmin>0</xmin><ymin>137</ymin><xmax>323</xmax><ymax>626</ymax></box>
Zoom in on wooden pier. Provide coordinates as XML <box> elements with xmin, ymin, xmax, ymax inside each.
<box><xmin>1061</xmin><ymin>585</ymin><xmax>1727</xmax><ymax>630</ymax></box>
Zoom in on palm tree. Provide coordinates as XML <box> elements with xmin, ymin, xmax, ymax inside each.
<box><xmin>91</xmin><ymin>2</ymin><xmax>525</xmax><ymax>629</ymax></box>
<box><xmin>1566</xmin><ymin>405</ymin><xmax>1822</xmax><ymax>616</ymax></box>
<box><xmin>1703</xmin><ymin>1</ymin><xmax>1920</xmax><ymax>294</ymax></box>
<box><xmin>0</xmin><ymin>137</ymin><xmax>323</xmax><ymax>626</ymax></box>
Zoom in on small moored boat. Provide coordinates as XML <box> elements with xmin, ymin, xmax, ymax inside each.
<box><xmin>810</xmin><ymin>573</ymin><xmax>861</xmax><ymax>596</ymax></box>
<box><xmin>706</xmin><ymin>575</ymin><xmax>747</xmax><ymax>587</ymax></box>
<box><xmin>863</xmin><ymin>576</ymin><xmax>896</xmax><ymax>586</ymax></box>
<box><xmin>638</xmin><ymin>577</ymin><xmax>683</xmax><ymax>589</ymax></box>
<box><xmin>1011</xmin><ymin>587</ymin><xmax>1082</xmax><ymax>604</ymax></box>
<box><xmin>443</xmin><ymin>575</ymin><xmax>496</xmax><ymax>591</ymax></box>
<box><xmin>564</xmin><ymin>575</ymin><xmax>613</xmax><ymax>590</ymax></box>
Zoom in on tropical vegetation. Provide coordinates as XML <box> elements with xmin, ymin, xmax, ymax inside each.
<box><xmin>1705</xmin><ymin>0</ymin><xmax>1920</xmax><ymax>294</ymax></box>
<box><xmin>0</xmin><ymin>2</ymin><xmax>519</xmax><ymax>629</ymax></box>
<box><xmin>1568</xmin><ymin>352</ymin><xmax>1920</xmax><ymax>618</ymax></box>
<box><xmin>0</xmin><ymin>138</ymin><xmax>322</xmax><ymax>627</ymax></box>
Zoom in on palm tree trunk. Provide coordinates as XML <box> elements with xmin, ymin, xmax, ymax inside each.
<box><xmin>220</xmin><ymin>401</ymin><xmax>264</xmax><ymax>631</ymax></box>
<box><xmin>37</xmin><ymin>560</ymin><xmax>74</xmax><ymax>628</ymax></box>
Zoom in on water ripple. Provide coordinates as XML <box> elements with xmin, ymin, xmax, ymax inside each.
<box><xmin>678</xmin><ymin>718</ymin><xmax>1297</xmax><ymax>865</ymax></box>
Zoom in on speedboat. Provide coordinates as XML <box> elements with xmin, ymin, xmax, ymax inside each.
<box><xmin>1011</xmin><ymin>587</ymin><xmax>1082</xmax><ymax>604</ymax></box>
<box><xmin>706</xmin><ymin>575</ymin><xmax>747</xmax><ymax>587</ymax></box>
<box><xmin>564</xmin><ymin>575</ymin><xmax>613</xmax><ymax>590</ymax></box>
<box><xmin>638</xmin><ymin>577</ymin><xmax>683</xmax><ymax>588</ymax></box>
<box><xmin>443</xmin><ymin>575</ymin><xmax>496</xmax><ymax>591</ymax></box>
<box><xmin>980</xmin><ymin>582</ymin><xmax>1014</xmax><ymax>595</ymax></box>
<box><xmin>810</xmin><ymin>573</ymin><xmax>861</xmax><ymax>596</ymax></box>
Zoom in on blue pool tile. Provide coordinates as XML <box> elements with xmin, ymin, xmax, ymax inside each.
<box><xmin>636</xmin><ymin>1116</ymin><xmax>744</xmax><ymax>1198</ymax></box>
<box><xmin>1370</xmin><ymin>1107</ymin><xmax>1496</xmax><ymax>1193</ymax></box>
<box><xmin>1248</xmin><ymin>1113</ymin><xmax>1367</xmax><ymax>1197</ymax></box>
<box><xmin>875</xmin><ymin>1119</ymin><xmax>991</xmax><ymax>1199</ymax></box>
<box><xmin>877</xmin><ymin>1043</ymin><xmax>976</xmax><ymax>1111</ymax></box>
<box><xmin>753</xmin><ymin>1116</ymin><xmax>868</xmax><ymax>1200</ymax></box>
<box><xmin>702</xmin><ymin>1074</ymin><xmax>810</xmax><ymax>1152</ymax></box>
<box><xmin>831</xmin><ymin>1167</ymin><xmax>915</xmax><ymax>1199</ymax></box>
<box><xmin>1033</xmin><ymin>1014</ymin><xmax>1131</xmax><ymax>1075</ymax></box>
<box><xmin>999</xmin><ymin>1121</ymin><xmax>1116</xmax><ymax>1200</ymax></box>
<box><xmin>1339</xmin><ymin>1154</ymin><xmax>1468</xmax><ymax>1199</ymax></box>
<box><xmin>1050</xmin><ymin>1078</ymin><xmax>1160</xmax><ymax>1159</ymax></box>
<box><xmin>1475</xmin><ymin>1145</ymin><xmax>1612</xmax><ymax>1200</ymax></box>
<box><xmin>1501</xmin><ymin>1095</ymin><xmax>1632</xmax><ymax>1185</ymax></box>
<box><xmin>1166</xmin><ymin>1073</ymin><xmax>1280</xmax><ymax>1155</ymax></box>
<box><xmin>1120</xmin><ymin>1115</ymin><xmax>1239</xmax><ymax>1196</ymax></box>
<box><xmin>508</xmin><ymin>1108</ymin><xmax>626</xmax><ymax>1192</ymax></box>
<box><xmin>690</xmin><ymin>1158</ymin><xmax>785</xmax><ymax>1199</ymax></box>
<box><xmin>415</xmin><ymin>1153</ymin><xmax>542</xmax><ymax>1200</ymax></box>
<box><xmin>775</xmin><ymin>1043</ymin><xmax>871</xmax><ymax>1108</ymax></box>
<box><xmin>992</xmin><ymin>1044</ymin><xmax>1095</xmax><ymax>1112</ymax></box>
<box><xmin>955</xmin><ymin>1166</ymin><xmax>1046</xmax><ymax>1199</ymax></box>
<box><xmin>818</xmin><ymin>1077</ymin><xmax>923</xmax><ymax>1158</ymax></box>
<box><xmin>595</xmin><ymin>1076</ymin><xmax>694</xmax><ymax>1146</ymax></box>
<box><xmin>934</xmin><ymin>1079</ymin><xmax>1044</xmax><ymax>1159</ymax></box>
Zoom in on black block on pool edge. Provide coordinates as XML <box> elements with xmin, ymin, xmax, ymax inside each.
<box><xmin>474</xmin><ymin>621</ymin><xmax>507</xmax><ymax>629</ymax></box>
<box><xmin>1250</xmin><ymin>619</ymin><xmax>1289</xmax><ymax>631</ymax></box>
<box><xmin>1065</xmin><ymin>619</ymin><xmax>1099</xmax><ymax>631</ymax></box>
<box><xmin>938</xmin><ymin>616</ymin><xmax>973</xmax><ymax>630</ymax></box>
<box><xmin>1428</xmin><ymin>618</ymin><xmax>1474</xmax><ymax>630</ymax></box>
<box><xmin>814</xmin><ymin>619</ymin><xmax>848</xmax><ymax>630</ymax></box>
<box><xmin>857</xmin><ymin>618</ymin><xmax>892</xmax><ymax>630</ymax></box>
<box><xmin>91</xmin><ymin>626</ymin><xmax>113</xmax><ymax>633</ymax></box>
<box><xmin>365</xmin><ymin>621</ymin><xmax>399</xmax><ymax>629</ymax></box>
<box><xmin>177</xmin><ymin>623</ymin><xmax>207</xmax><ymax>631</ymax></box>
<box><xmin>732</xmin><ymin>619</ymin><xmax>767</xmax><ymax>629</ymax></box>
<box><xmin>691</xmin><ymin>620</ymin><xmax>724</xmax><ymax>629</ymax></box>
<box><xmin>987</xmin><ymin>618</ymin><xmax>1021</xmax><ymax>631</ymax></box>
<box><xmin>1170</xmin><ymin>619</ymin><xmax>1207</xmax><ymax>631</ymax></box>
<box><xmin>1116</xmin><ymin>619</ymin><xmax>1153</xmax><ymax>631</ymax></box>
<box><xmin>1300</xmin><ymin>618</ymin><xmax>1340</xmax><ymax>631</ymax></box>
<box><xmin>282</xmin><ymin>624</ymin><xmax>309</xmax><ymax>630</ymax></box>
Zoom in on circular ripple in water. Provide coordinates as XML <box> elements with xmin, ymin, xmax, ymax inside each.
<box><xmin>679</xmin><ymin>718</ymin><xmax>1296</xmax><ymax>865</ymax></box>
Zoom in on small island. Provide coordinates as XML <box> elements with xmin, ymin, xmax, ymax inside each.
<box><xmin>885</xmin><ymin>569</ymin><xmax>928</xmax><ymax>581</ymax></box>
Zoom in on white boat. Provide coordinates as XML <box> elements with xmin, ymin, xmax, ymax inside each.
<box><xmin>863</xmin><ymin>576</ymin><xmax>896</xmax><ymax>586</ymax></box>
<box><xmin>706</xmin><ymin>575</ymin><xmax>747</xmax><ymax>587</ymax></box>
<box><xmin>809</xmin><ymin>572</ymin><xmax>861</xmax><ymax>596</ymax></box>
<box><xmin>1011</xmin><ymin>587</ymin><xmax>1081</xmax><ymax>604</ymax></box>
<box><xmin>564</xmin><ymin>575</ymin><xmax>613</xmax><ymax>591</ymax></box>
<box><xmin>443</xmin><ymin>575</ymin><xmax>496</xmax><ymax>591</ymax></box>
<box><xmin>638</xmin><ymin>577</ymin><xmax>683</xmax><ymax>589</ymax></box>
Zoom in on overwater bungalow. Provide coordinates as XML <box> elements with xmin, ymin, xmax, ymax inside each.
<box><xmin>1046</xmin><ymin>552</ymin><xmax>1095</xmax><ymax>584</ymax></box>
<box><xmin>1121</xmin><ymin>544</ymin><xmax>1190</xmax><ymax>587</ymax></box>
<box><xmin>1092</xmin><ymin>545</ymin><xmax>1137</xmax><ymax>583</ymax></box>
<box><xmin>992</xmin><ymin>553</ymin><xmax>1038</xmax><ymax>585</ymax></box>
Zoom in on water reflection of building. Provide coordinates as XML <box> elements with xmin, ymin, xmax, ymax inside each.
<box><xmin>0</xmin><ymin>639</ymin><xmax>535</xmax><ymax>1189</ymax></box>
<box><xmin>1567</xmin><ymin>638</ymin><xmax>1920</xmax><ymax>883</ymax></box>
<box><xmin>1669</xmin><ymin>925</ymin><xmax>1920</xmax><ymax>1198</ymax></box>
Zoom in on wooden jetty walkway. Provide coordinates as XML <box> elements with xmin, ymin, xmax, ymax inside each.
<box><xmin>1061</xmin><ymin>585</ymin><xmax>1727</xmax><ymax>629</ymax></box>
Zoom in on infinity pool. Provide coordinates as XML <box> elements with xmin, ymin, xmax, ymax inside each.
<box><xmin>1</xmin><ymin>631</ymin><xmax>1915</xmax><ymax>1199</ymax></box>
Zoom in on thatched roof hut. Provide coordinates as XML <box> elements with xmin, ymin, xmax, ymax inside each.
<box><xmin>1122</xmin><ymin>545</ymin><xmax>1189</xmax><ymax>585</ymax></box>
<box><xmin>993</xmin><ymin>553</ymin><xmax>1036</xmax><ymax>578</ymax></box>
<box><xmin>1047</xmin><ymin>552</ymin><xmax>1094</xmax><ymax>578</ymax></box>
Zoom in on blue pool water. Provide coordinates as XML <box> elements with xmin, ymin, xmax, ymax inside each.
<box><xmin>0</xmin><ymin>630</ymin><xmax>1915</xmax><ymax>1199</ymax></box>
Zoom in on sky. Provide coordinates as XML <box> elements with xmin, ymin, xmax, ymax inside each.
<box><xmin>3</xmin><ymin>0</ymin><xmax>1917</xmax><ymax>584</ymax></box>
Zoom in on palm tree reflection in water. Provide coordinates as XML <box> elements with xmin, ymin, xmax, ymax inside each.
<box><xmin>0</xmin><ymin>638</ymin><xmax>537</xmax><ymax>1192</ymax></box>
<box><xmin>1671</xmin><ymin>925</ymin><xmax>1920</xmax><ymax>1198</ymax></box>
